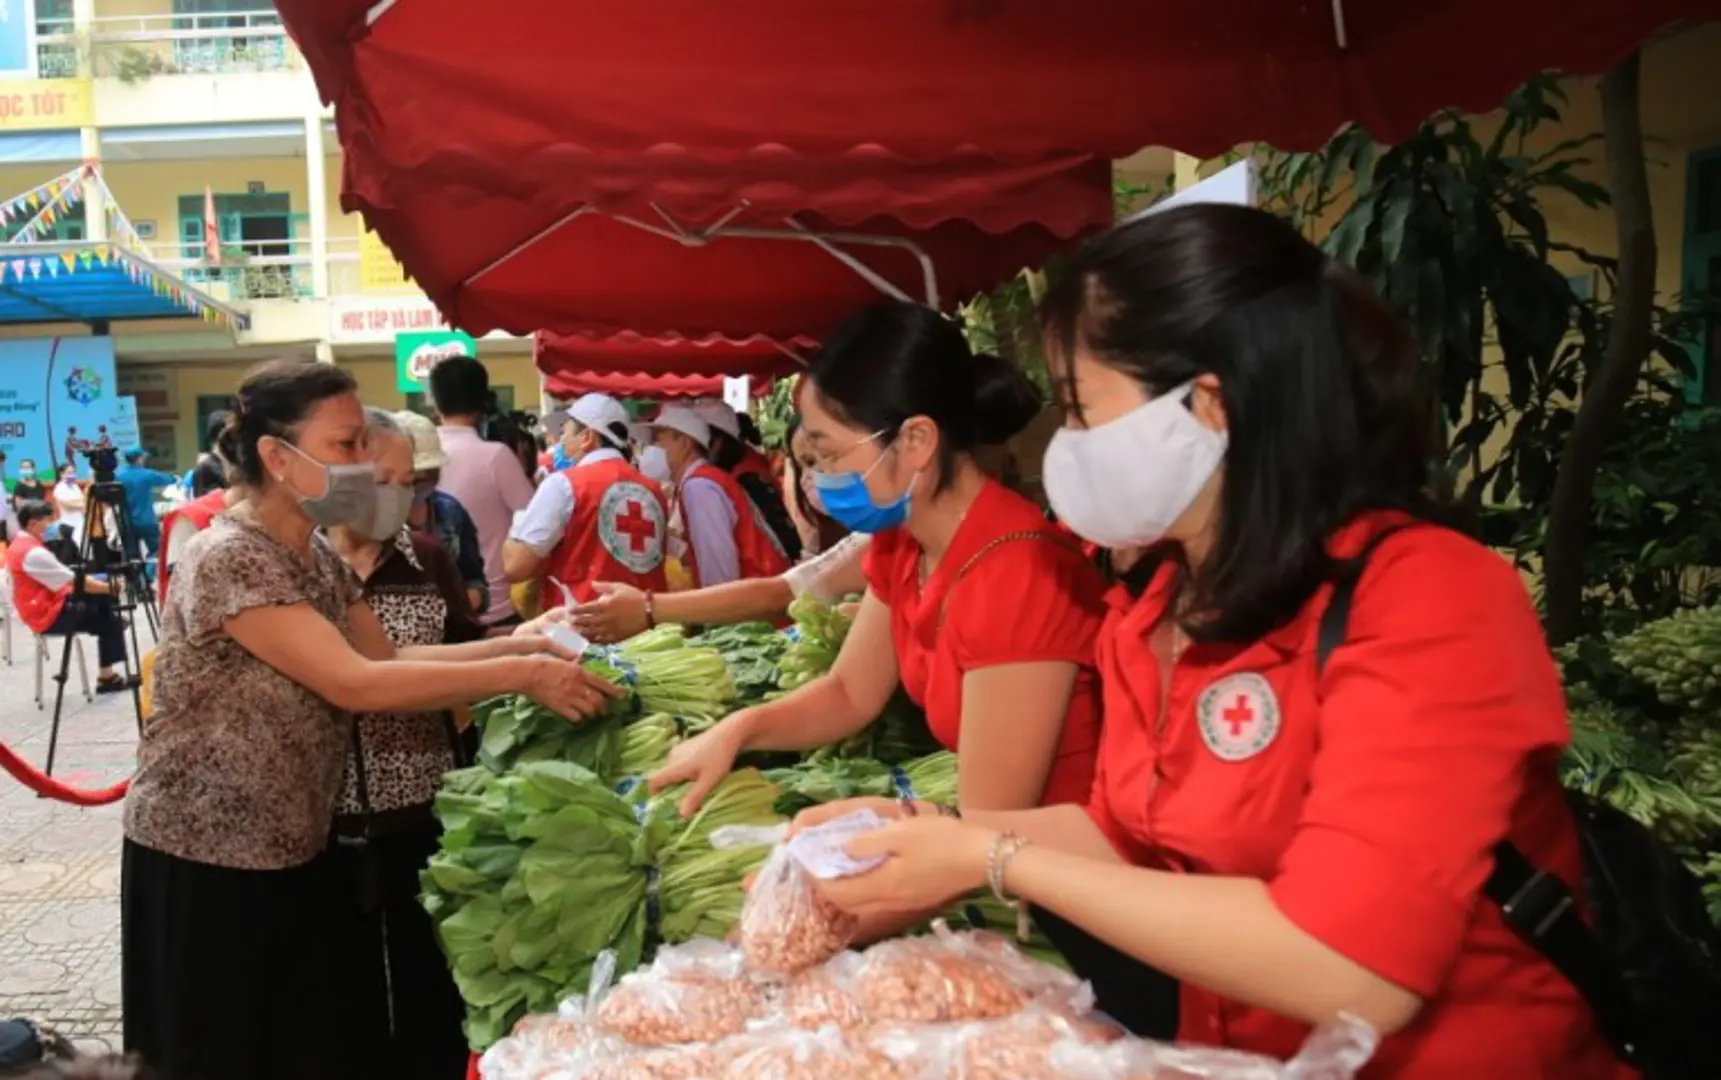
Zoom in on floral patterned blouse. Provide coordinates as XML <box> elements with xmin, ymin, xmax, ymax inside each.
<box><xmin>124</xmin><ymin>512</ymin><xmax>361</xmax><ymax>871</ymax></box>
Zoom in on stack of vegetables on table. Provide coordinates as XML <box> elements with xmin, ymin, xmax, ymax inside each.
<box><xmin>473</xmin><ymin>828</ymin><xmax>1380</xmax><ymax>1080</ymax></box>
<box><xmin>428</xmin><ymin>596</ymin><xmax>1056</xmax><ymax>1051</ymax></box>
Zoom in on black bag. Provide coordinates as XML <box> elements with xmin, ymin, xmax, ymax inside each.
<box><xmin>1318</xmin><ymin>526</ymin><xmax>1721</xmax><ymax>1080</ymax></box>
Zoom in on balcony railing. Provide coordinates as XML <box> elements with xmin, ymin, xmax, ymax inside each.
<box><xmin>158</xmin><ymin>236</ymin><xmax>363</xmax><ymax>303</ymax></box>
<box><xmin>35</xmin><ymin>10</ymin><xmax>302</xmax><ymax>81</ymax></box>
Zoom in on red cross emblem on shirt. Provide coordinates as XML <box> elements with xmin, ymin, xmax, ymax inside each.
<box><xmin>1197</xmin><ymin>673</ymin><xmax>1281</xmax><ymax>762</ymax></box>
<box><xmin>614</xmin><ymin>500</ymin><xmax>655</xmax><ymax>553</ymax></box>
<box><xmin>1222</xmin><ymin>695</ymin><xmax>1255</xmax><ymax>737</ymax></box>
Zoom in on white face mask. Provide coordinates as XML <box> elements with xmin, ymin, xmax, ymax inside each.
<box><xmin>1042</xmin><ymin>382</ymin><xmax>1227</xmax><ymax>549</ymax></box>
<box><xmin>638</xmin><ymin>445</ymin><xmax>673</xmax><ymax>486</ymax></box>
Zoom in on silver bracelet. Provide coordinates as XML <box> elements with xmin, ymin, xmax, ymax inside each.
<box><xmin>986</xmin><ymin>832</ymin><xmax>1031</xmax><ymax>941</ymax></box>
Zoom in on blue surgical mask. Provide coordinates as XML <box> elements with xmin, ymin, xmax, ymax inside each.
<box><xmin>812</xmin><ymin>439</ymin><xmax>917</xmax><ymax>534</ymax></box>
<box><xmin>552</xmin><ymin>443</ymin><xmax>575</xmax><ymax>472</ymax></box>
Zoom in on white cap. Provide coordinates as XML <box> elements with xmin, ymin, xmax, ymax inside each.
<box><xmin>691</xmin><ymin>399</ymin><xmax>741</xmax><ymax>439</ymax></box>
<box><xmin>391</xmin><ymin>410</ymin><xmax>449</xmax><ymax>472</ymax></box>
<box><xmin>565</xmin><ymin>393</ymin><xmax>630</xmax><ymax>448</ymax></box>
<box><xmin>650</xmin><ymin>404</ymin><xmax>711</xmax><ymax>450</ymax></box>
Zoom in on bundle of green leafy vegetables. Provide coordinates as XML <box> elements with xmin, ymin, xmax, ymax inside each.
<box><xmin>471</xmin><ymin>695</ymin><xmax>625</xmax><ymax>775</ymax></box>
<box><xmin>422</xmin><ymin>761</ymin><xmax>783</xmax><ymax>1049</ymax></box>
<box><xmin>691</xmin><ymin>621</ymin><xmax>790</xmax><ymax>701</ymax></box>
<box><xmin>803</xmin><ymin>689</ymin><xmax>942</xmax><ymax>764</ymax></box>
<box><xmin>777</xmin><ymin>594</ymin><xmax>853</xmax><ymax>690</ymax></box>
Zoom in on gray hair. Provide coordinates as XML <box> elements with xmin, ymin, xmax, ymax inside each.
<box><xmin>363</xmin><ymin>406</ymin><xmax>407</xmax><ymax>441</ymax></box>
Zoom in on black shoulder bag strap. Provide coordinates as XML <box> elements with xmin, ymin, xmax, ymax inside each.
<box><xmin>1315</xmin><ymin>525</ymin><xmax>1645</xmax><ymax>1065</ymax></box>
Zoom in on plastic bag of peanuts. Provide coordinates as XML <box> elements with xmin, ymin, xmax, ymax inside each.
<box><xmin>715</xmin><ymin>820</ymin><xmax>875</xmax><ymax>974</ymax></box>
<box><xmin>851</xmin><ymin>925</ymin><xmax>1093</xmax><ymax>1025</ymax></box>
<box><xmin>721</xmin><ymin>1026</ymin><xmax>906</xmax><ymax>1080</ymax></box>
<box><xmin>765</xmin><ymin>951</ymin><xmax>868</xmax><ymax>1031</ymax></box>
<box><xmin>480</xmin><ymin>951</ymin><xmax>622</xmax><ymax>1080</ymax></box>
<box><xmin>593</xmin><ymin>940</ymin><xmax>767</xmax><ymax>1047</ymax></box>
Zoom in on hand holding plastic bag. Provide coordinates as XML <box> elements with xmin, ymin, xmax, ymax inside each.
<box><xmin>715</xmin><ymin>813</ymin><xmax>890</xmax><ymax>974</ymax></box>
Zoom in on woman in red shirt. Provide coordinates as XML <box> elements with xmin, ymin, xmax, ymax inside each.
<box><xmin>650</xmin><ymin>299</ymin><xmax>1107</xmax><ymax>819</ymax></box>
<box><xmin>799</xmin><ymin>206</ymin><xmax>1626</xmax><ymax>1079</ymax></box>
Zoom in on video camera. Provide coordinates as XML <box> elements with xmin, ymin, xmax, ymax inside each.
<box><xmin>81</xmin><ymin>445</ymin><xmax>119</xmax><ymax>484</ymax></box>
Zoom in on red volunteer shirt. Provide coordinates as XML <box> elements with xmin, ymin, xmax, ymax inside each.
<box><xmin>157</xmin><ymin>489</ymin><xmax>227</xmax><ymax>606</ymax></box>
<box><xmin>6</xmin><ymin>532</ymin><xmax>68</xmax><ymax>633</ymax></box>
<box><xmin>1086</xmin><ymin>512</ymin><xmax>1627</xmax><ymax>1078</ymax></box>
<box><xmin>680</xmin><ymin>461</ymin><xmax>790</xmax><ymax>584</ymax></box>
<box><xmin>864</xmin><ymin>479</ymin><xmax>1105</xmax><ymax>807</ymax></box>
<box><xmin>543</xmin><ymin>457</ymin><xmax>670</xmax><ymax>604</ymax></box>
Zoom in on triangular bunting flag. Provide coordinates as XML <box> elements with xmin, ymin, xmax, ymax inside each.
<box><xmin>26</xmin><ymin>193</ymin><xmax>39</xmax><ymax>210</ymax></box>
<box><xmin>95</xmin><ymin>244</ymin><xmax>111</xmax><ymax>264</ymax></box>
<box><xmin>45</xmin><ymin>260</ymin><xmax>58</xmax><ymax>278</ymax></box>
<box><xmin>60</xmin><ymin>252</ymin><xmax>76</xmax><ymax>272</ymax></box>
<box><xmin>27</xmin><ymin>258</ymin><xmax>41</xmax><ymax>279</ymax></box>
<box><xmin>9</xmin><ymin>260</ymin><xmax>23</xmax><ymax>281</ymax></box>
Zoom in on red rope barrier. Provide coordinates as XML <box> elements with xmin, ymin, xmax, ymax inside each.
<box><xmin>0</xmin><ymin>738</ymin><xmax>129</xmax><ymax>806</ymax></box>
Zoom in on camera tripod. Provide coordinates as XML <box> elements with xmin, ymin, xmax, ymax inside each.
<box><xmin>43</xmin><ymin>480</ymin><xmax>155</xmax><ymax>776</ymax></box>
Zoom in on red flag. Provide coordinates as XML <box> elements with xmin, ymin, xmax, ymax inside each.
<box><xmin>203</xmin><ymin>184</ymin><xmax>220</xmax><ymax>264</ymax></box>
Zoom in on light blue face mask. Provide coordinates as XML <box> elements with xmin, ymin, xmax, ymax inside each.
<box><xmin>811</xmin><ymin>434</ymin><xmax>917</xmax><ymax>534</ymax></box>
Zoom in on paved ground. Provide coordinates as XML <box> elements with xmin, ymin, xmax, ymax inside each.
<box><xmin>0</xmin><ymin>612</ymin><xmax>151</xmax><ymax>1055</ymax></box>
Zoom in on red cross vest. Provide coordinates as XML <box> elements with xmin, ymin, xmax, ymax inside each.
<box><xmin>542</xmin><ymin>456</ymin><xmax>670</xmax><ymax>605</ymax></box>
<box><xmin>679</xmin><ymin>462</ymin><xmax>790</xmax><ymax>585</ymax></box>
<box><xmin>731</xmin><ymin>447</ymin><xmax>777</xmax><ymax>488</ymax></box>
<box><xmin>157</xmin><ymin>489</ymin><xmax>227</xmax><ymax>607</ymax></box>
<box><xmin>6</xmin><ymin>533</ymin><xmax>69</xmax><ymax>634</ymax></box>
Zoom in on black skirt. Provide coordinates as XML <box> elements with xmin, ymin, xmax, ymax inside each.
<box><xmin>330</xmin><ymin>808</ymin><xmax>469</xmax><ymax>1080</ymax></box>
<box><xmin>121</xmin><ymin>838</ymin><xmax>351</xmax><ymax>1080</ymax></box>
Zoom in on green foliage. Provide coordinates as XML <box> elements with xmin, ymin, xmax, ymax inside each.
<box><xmin>754</xmin><ymin>375</ymin><xmax>798</xmax><ymax>450</ymax></box>
<box><xmin>1558</xmin><ymin>609</ymin><xmax>1721</xmax><ymax>922</ymax></box>
<box><xmin>1257</xmin><ymin>75</ymin><xmax>1610</xmax><ymax>500</ymax></box>
<box><xmin>424</xmin><ymin>764</ymin><xmax>783</xmax><ymax>1048</ymax></box>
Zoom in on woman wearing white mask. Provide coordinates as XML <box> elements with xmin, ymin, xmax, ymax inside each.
<box><xmin>52</xmin><ymin>464</ymin><xmax>86</xmax><ymax>543</ymax></box>
<box><xmin>792</xmin><ymin>206</ymin><xmax>1622</xmax><ymax>1079</ymax></box>
<box><xmin>122</xmin><ymin>361</ymin><xmax>621</xmax><ymax>1080</ymax></box>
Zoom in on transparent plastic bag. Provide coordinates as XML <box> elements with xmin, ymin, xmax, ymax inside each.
<box><xmin>852</xmin><ymin>923</ymin><xmax>1092</xmax><ymax>1024</ymax></box>
<box><xmin>765</xmin><ymin>951</ymin><xmax>868</xmax><ymax>1031</ymax></box>
<box><xmin>594</xmin><ymin>940</ymin><xmax>765</xmax><ymax>1046</ymax></box>
<box><xmin>716</xmin><ymin>823</ymin><xmax>861</xmax><ymax>974</ymax></box>
<box><xmin>720</xmin><ymin>1026</ymin><xmax>905</xmax><ymax>1080</ymax></box>
<box><xmin>478</xmin><ymin>952</ymin><xmax>620</xmax><ymax>1080</ymax></box>
<box><xmin>1052</xmin><ymin>1015</ymin><xmax>1379</xmax><ymax>1080</ymax></box>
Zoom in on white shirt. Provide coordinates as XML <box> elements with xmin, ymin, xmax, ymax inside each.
<box><xmin>509</xmin><ymin>448</ymin><xmax>625</xmax><ymax>555</ymax></box>
<box><xmin>781</xmin><ymin>532</ymin><xmax>870</xmax><ymax>603</ymax></box>
<box><xmin>678</xmin><ymin>459</ymin><xmax>739</xmax><ymax>587</ymax></box>
<box><xmin>165</xmin><ymin>516</ymin><xmax>202</xmax><ymax>571</ymax></box>
<box><xmin>22</xmin><ymin>543</ymin><xmax>74</xmax><ymax>592</ymax></box>
<box><xmin>53</xmin><ymin>480</ymin><xmax>85</xmax><ymax>537</ymax></box>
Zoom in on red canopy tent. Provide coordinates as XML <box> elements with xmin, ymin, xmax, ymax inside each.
<box><xmin>541</xmin><ymin>369</ymin><xmax>776</xmax><ymax>401</ymax></box>
<box><xmin>535</xmin><ymin>332</ymin><xmax>807</xmax><ymax>381</ymax></box>
<box><xmin>284</xmin><ymin>0</ymin><xmax>1709</xmax><ymax>198</ymax></box>
<box><xmin>353</xmin><ymin>179</ymin><xmax>1101</xmax><ymax>340</ymax></box>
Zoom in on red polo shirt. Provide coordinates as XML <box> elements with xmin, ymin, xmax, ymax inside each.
<box><xmin>864</xmin><ymin>479</ymin><xmax>1106</xmax><ymax>807</ymax></box>
<box><xmin>1086</xmin><ymin>512</ymin><xmax>1627</xmax><ymax>1078</ymax></box>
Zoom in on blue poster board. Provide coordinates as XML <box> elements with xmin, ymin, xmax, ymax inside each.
<box><xmin>0</xmin><ymin>336</ymin><xmax>120</xmax><ymax>482</ymax></box>
<box><xmin>0</xmin><ymin>0</ymin><xmax>39</xmax><ymax>79</ymax></box>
